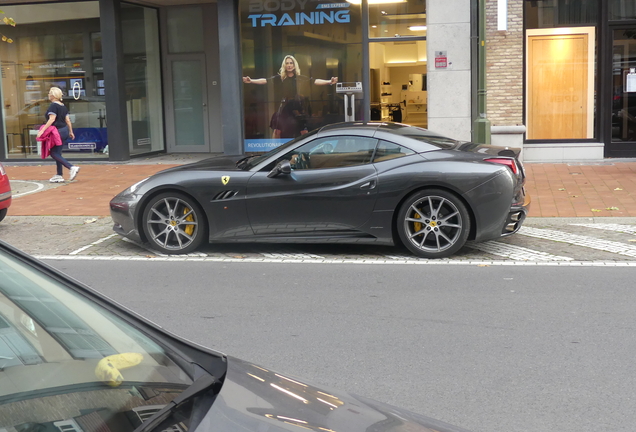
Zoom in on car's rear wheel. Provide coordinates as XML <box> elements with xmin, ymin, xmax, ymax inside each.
<box><xmin>397</xmin><ymin>189</ymin><xmax>470</xmax><ymax>259</ymax></box>
<box><xmin>0</xmin><ymin>208</ymin><xmax>7</xmax><ymax>223</ymax></box>
<box><xmin>142</xmin><ymin>192</ymin><xmax>207</xmax><ymax>254</ymax></box>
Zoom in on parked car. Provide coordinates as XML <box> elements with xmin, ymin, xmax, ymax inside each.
<box><xmin>0</xmin><ymin>162</ymin><xmax>11</xmax><ymax>222</ymax></box>
<box><xmin>110</xmin><ymin>122</ymin><xmax>530</xmax><ymax>258</ymax></box>
<box><xmin>0</xmin><ymin>240</ymin><xmax>473</xmax><ymax>432</ymax></box>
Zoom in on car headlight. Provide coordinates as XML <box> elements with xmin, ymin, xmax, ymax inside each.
<box><xmin>123</xmin><ymin>177</ymin><xmax>150</xmax><ymax>195</ymax></box>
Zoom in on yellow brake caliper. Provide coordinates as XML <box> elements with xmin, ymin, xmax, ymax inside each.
<box><xmin>413</xmin><ymin>212</ymin><xmax>422</xmax><ymax>232</ymax></box>
<box><xmin>184</xmin><ymin>207</ymin><xmax>194</xmax><ymax>236</ymax></box>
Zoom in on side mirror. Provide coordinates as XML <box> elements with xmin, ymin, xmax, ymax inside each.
<box><xmin>267</xmin><ymin>159</ymin><xmax>292</xmax><ymax>178</ymax></box>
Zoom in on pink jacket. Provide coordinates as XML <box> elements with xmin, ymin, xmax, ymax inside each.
<box><xmin>36</xmin><ymin>125</ymin><xmax>62</xmax><ymax>159</ymax></box>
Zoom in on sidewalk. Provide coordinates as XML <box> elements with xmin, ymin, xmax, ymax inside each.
<box><xmin>4</xmin><ymin>156</ymin><xmax>636</xmax><ymax>218</ymax></box>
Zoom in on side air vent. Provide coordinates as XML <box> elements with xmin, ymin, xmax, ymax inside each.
<box><xmin>213</xmin><ymin>190</ymin><xmax>239</xmax><ymax>200</ymax></box>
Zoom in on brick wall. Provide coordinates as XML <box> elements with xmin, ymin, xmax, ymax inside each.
<box><xmin>485</xmin><ymin>0</ymin><xmax>524</xmax><ymax>126</ymax></box>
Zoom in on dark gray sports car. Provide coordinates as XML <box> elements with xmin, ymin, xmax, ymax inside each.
<box><xmin>110</xmin><ymin>122</ymin><xmax>530</xmax><ymax>258</ymax></box>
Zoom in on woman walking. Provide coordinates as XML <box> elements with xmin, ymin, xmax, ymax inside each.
<box><xmin>36</xmin><ymin>87</ymin><xmax>80</xmax><ymax>183</ymax></box>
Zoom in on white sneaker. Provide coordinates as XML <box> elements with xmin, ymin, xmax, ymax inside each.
<box><xmin>49</xmin><ymin>175</ymin><xmax>65</xmax><ymax>183</ymax></box>
<box><xmin>69</xmin><ymin>166</ymin><xmax>80</xmax><ymax>181</ymax></box>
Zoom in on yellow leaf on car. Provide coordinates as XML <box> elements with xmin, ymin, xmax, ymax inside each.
<box><xmin>95</xmin><ymin>353</ymin><xmax>143</xmax><ymax>387</ymax></box>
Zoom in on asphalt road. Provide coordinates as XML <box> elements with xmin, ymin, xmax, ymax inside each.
<box><xmin>45</xmin><ymin>259</ymin><xmax>636</xmax><ymax>432</ymax></box>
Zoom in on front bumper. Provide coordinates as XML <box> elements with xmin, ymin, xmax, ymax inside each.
<box><xmin>109</xmin><ymin>194</ymin><xmax>142</xmax><ymax>242</ymax></box>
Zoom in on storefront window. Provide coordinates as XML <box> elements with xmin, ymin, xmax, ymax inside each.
<box><xmin>0</xmin><ymin>2</ymin><xmax>107</xmax><ymax>159</ymax></box>
<box><xmin>167</xmin><ymin>7</ymin><xmax>204</xmax><ymax>54</ymax></box>
<box><xmin>368</xmin><ymin>0</ymin><xmax>426</xmax><ymax>39</ymax></box>
<box><xmin>525</xmin><ymin>0</ymin><xmax>598</xmax><ymax>28</ymax></box>
<box><xmin>368</xmin><ymin>0</ymin><xmax>427</xmax><ymax>129</ymax></box>
<box><xmin>240</xmin><ymin>0</ymin><xmax>362</xmax><ymax>152</ymax></box>
<box><xmin>611</xmin><ymin>29</ymin><xmax>636</xmax><ymax>143</ymax></box>
<box><xmin>610</xmin><ymin>0</ymin><xmax>636</xmax><ymax>20</ymax></box>
<box><xmin>122</xmin><ymin>3</ymin><xmax>164</xmax><ymax>156</ymax></box>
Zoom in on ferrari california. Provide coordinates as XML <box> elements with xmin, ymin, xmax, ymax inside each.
<box><xmin>110</xmin><ymin>122</ymin><xmax>530</xmax><ymax>258</ymax></box>
<box><xmin>0</xmin><ymin>161</ymin><xmax>11</xmax><ymax>223</ymax></box>
<box><xmin>0</xmin><ymin>240</ymin><xmax>474</xmax><ymax>431</ymax></box>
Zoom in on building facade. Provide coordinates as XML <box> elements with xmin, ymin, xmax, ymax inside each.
<box><xmin>0</xmin><ymin>0</ymin><xmax>634</xmax><ymax>164</ymax></box>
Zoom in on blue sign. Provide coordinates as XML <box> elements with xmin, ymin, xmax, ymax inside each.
<box><xmin>245</xmin><ymin>138</ymin><xmax>290</xmax><ymax>152</ymax></box>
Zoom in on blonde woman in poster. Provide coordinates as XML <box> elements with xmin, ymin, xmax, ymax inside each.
<box><xmin>243</xmin><ymin>55</ymin><xmax>337</xmax><ymax>139</ymax></box>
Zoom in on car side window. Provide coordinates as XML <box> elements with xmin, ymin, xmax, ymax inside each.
<box><xmin>373</xmin><ymin>140</ymin><xmax>415</xmax><ymax>163</ymax></box>
<box><xmin>278</xmin><ymin>136</ymin><xmax>378</xmax><ymax>170</ymax></box>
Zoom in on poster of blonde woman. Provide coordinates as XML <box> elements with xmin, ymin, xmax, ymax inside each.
<box><xmin>240</xmin><ymin>0</ymin><xmax>360</xmax><ymax>152</ymax></box>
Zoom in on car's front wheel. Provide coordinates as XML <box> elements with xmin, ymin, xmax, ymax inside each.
<box><xmin>397</xmin><ymin>189</ymin><xmax>470</xmax><ymax>258</ymax></box>
<box><xmin>0</xmin><ymin>208</ymin><xmax>7</xmax><ymax>223</ymax></box>
<box><xmin>142</xmin><ymin>192</ymin><xmax>207</xmax><ymax>254</ymax></box>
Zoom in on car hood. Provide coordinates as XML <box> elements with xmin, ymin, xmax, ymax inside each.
<box><xmin>157</xmin><ymin>154</ymin><xmax>247</xmax><ymax>175</ymax></box>
<box><xmin>196</xmin><ymin>356</ymin><xmax>472</xmax><ymax>432</ymax></box>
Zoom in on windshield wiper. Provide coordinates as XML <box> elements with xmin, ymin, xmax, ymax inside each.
<box><xmin>236</xmin><ymin>155</ymin><xmax>256</xmax><ymax>169</ymax></box>
<box><xmin>132</xmin><ymin>373</ymin><xmax>219</xmax><ymax>432</ymax></box>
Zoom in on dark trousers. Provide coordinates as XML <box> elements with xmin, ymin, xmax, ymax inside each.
<box><xmin>49</xmin><ymin>126</ymin><xmax>73</xmax><ymax>176</ymax></box>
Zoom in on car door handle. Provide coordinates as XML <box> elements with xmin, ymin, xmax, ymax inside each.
<box><xmin>360</xmin><ymin>180</ymin><xmax>377</xmax><ymax>190</ymax></box>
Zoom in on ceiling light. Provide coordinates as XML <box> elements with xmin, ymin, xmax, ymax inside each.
<box><xmin>408</xmin><ymin>26</ymin><xmax>427</xmax><ymax>31</ymax></box>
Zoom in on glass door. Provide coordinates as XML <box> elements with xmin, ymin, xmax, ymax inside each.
<box><xmin>167</xmin><ymin>55</ymin><xmax>210</xmax><ymax>152</ymax></box>
<box><xmin>609</xmin><ymin>28</ymin><xmax>636</xmax><ymax>156</ymax></box>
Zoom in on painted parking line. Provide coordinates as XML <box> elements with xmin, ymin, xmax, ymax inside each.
<box><xmin>121</xmin><ymin>236</ymin><xmax>208</xmax><ymax>257</ymax></box>
<box><xmin>10</xmin><ymin>180</ymin><xmax>44</xmax><ymax>198</ymax></box>
<box><xmin>69</xmin><ymin>233</ymin><xmax>119</xmax><ymax>255</ymax></box>
<box><xmin>570</xmin><ymin>223</ymin><xmax>636</xmax><ymax>235</ymax></box>
<box><xmin>467</xmin><ymin>241</ymin><xmax>573</xmax><ymax>261</ymax></box>
<box><xmin>519</xmin><ymin>226</ymin><xmax>636</xmax><ymax>258</ymax></box>
<box><xmin>34</xmin><ymin>254</ymin><xmax>636</xmax><ymax>266</ymax></box>
<box><xmin>260</xmin><ymin>252</ymin><xmax>326</xmax><ymax>259</ymax></box>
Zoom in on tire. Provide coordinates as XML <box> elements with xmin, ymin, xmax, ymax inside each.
<box><xmin>396</xmin><ymin>189</ymin><xmax>470</xmax><ymax>259</ymax></box>
<box><xmin>142</xmin><ymin>192</ymin><xmax>207</xmax><ymax>254</ymax></box>
<box><xmin>0</xmin><ymin>208</ymin><xmax>7</xmax><ymax>223</ymax></box>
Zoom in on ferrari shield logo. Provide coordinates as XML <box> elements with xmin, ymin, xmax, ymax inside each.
<box><xmin>222</xmin><ymin>176</ymin><xmax>230</xmax><ymax>185</ymax></box>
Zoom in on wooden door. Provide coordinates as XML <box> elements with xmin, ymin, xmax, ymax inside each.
<box><xmin>527</xmin><ymin>34</ymin><xmax>588</xmax><ymax>139</ymax></box>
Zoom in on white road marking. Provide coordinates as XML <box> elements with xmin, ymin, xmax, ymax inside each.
<box><xmin>69</xmin><ymin>234</ymin><xmax>118</xmax><ymax>255</ymax></box>
<box><xmin>120</xmin><ymin>236</ymin><xmax>208</xmax><ymax>257</ymax></box>
<box><xmin>33</xmin><ymin>254</ymin><xmax>636</xmax><ymax>266</ymax></box>
<box><xmin>261</xmin><ymin>252</ymin><xmax>325</xmax><ymax>259</ymax></box>
<box><xmin>570</xmin><ymin>223</ymin><xmax>636</xmax><ymax>235</ymax></box>
<box><xmin>467</xmin><ymin>241</ymin><xmax>573</xmax><ymax>261</ymax></box>
<box><xmin>519</xmin><ymin>226</ymin><xmax>636</xmax><ymax>258</ymax></box>
<box><xmin>10</xmin><ymin>180</ymin><xmax>44</xmax><ymax>198</ymax></box>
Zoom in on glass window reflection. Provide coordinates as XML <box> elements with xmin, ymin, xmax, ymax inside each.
<box><xmin>0</xmin><ymin>248</ymin><xmax>194</xmax><ymax>431</ymax></box>
<box><xmin>0</xmin><ymin>2</ymin><xmax>108</xmax><ymax>160</ymax></box>
<box><xmin>368</xmin><ymin>0</ymin><xmax>426</xmax><ymax>39</ymax></box>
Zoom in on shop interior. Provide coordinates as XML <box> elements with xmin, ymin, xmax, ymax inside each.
<box><xmin>368</xmin><ymin>7</ymin><xmax>427</xmax><ymax>128</ymax></box>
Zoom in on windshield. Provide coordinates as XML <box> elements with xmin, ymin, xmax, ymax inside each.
<box><xmin>240</xmin><ymin>128</ymin><xmax>320</xmax><ymax>170</ymax></box>
<box><xmin>0</xmin><ymin>248</ymin><xmax>196</xmax><ymax>431</ymax></box>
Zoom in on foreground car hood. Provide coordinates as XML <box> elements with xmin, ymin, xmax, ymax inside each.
<box><xmin>198</xmin><ymin>356</ymin><xmax>471</xmax><ymax>432</ymax></box>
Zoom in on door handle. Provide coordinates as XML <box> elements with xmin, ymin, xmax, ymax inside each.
<box><xmin>360</xmin><ymin>180</ymin><xmax>377</xmax><ymax>190</ymax></box>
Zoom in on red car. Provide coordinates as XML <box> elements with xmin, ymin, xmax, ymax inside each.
<box><xmin>0</xmin><ymin>162</ymin><xmax>11</xmax><ymax>222</ymax></box>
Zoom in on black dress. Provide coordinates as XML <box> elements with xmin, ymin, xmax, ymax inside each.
<box><xmin>267</xmin><ymin>74</ymin><xmax>314</xmax><ymax>138</ymax></box>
